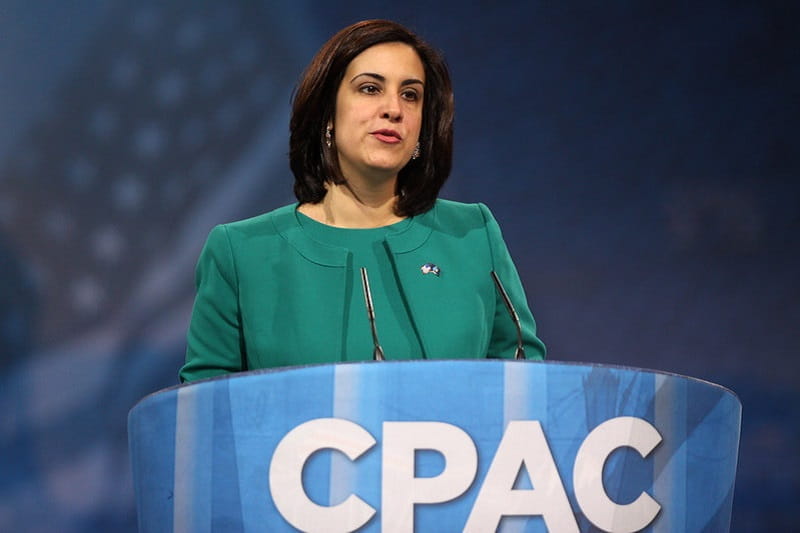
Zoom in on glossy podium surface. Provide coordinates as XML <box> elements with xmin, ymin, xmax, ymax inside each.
<box><xmin>129</xmin><ymin>360</ymin><xmax>741</xmax><ymax>532</ymax></box>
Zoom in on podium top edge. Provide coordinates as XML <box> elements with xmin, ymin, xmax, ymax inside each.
<box><xmin>131</xmin><ymin>359</ymin><xmax>740</xmax><ymax>412</ymax></box>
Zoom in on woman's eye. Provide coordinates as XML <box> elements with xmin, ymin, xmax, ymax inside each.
<box><xmin>402</xmin><ymin>90</ymin><xmax>419</xmax><ymax>101</ymax></box>
<box><xmin>360</xmin><ymin>84</ymin><xmax>380</xmax><ymax>94</ymax></box>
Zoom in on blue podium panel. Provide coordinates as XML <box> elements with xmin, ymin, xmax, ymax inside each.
<box><xmin>128</xmin><ymin>361</ymin><xmax>741</xmax><ymax>532</ymax></box>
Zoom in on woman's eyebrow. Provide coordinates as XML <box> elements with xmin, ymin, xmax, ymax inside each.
<box><xmin>350</xmin><ymin>72</ymin><xmax>424</xmax><ymax>87</ymax></box>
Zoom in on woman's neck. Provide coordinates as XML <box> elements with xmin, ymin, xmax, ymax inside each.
<box><xmin>299</xmin><ymin>180</ymin><xmax>405</xmax><ymax>228</ymax></box>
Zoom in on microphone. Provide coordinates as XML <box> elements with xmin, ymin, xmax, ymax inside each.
<box><xmin>490</xmin><ymin>271</ymin><xmax>526</xmax><ymax>360</ymax></box>
<box><xmin>360</xmin><ymin>267</ymin><xmax>386</xmax><ymax>361</ymax></box>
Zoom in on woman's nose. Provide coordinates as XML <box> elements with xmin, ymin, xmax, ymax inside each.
<box><xmin>380</xmin><ymin>94</ymin><xmax>403</xmax><ymax>121</ymax></box>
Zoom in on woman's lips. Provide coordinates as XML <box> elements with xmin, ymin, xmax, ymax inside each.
<box><xmin>371</xmin><ymin>129</ymin><xmax>402</xmax><ymax>144</ymax></box>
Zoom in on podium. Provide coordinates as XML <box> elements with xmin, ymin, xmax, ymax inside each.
<box><xmin>128</xmin><ymin>361</ymin><xmax>741</xmax><ymax>532</ymax></box>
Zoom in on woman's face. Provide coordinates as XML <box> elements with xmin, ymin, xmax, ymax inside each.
<box><xmin>332</xmin><ymin>41</ymin><xmax>425</xmax><ymax>185</ymax></box>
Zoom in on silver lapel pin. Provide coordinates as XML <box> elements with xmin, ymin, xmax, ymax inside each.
<box><xmin>420</xmin><ymin>263</ymin><xmax>440</xmax><ymax>276</ymax></box>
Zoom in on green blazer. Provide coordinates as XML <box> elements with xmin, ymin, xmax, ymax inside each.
<box><xmin>180</xmin><ymin>200</ymin><xmax>545</xmax><ymax>382</ymax></box>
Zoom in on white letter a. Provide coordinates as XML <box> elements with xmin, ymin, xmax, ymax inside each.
<box><xmin>464</xmin><ymin>421</ymin><xmax>578</xmax><ymax>533</ymax></box>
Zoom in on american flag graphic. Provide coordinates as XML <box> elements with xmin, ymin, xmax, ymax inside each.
<box><xmin>0</xmin><ymin>1</ymin><xmax>302</xmax><ymax>344</ymax></box>
<box><xmin>0</xmin><ymin>1</ymin><xmax>308</xmax><ymax>530</ymax></box>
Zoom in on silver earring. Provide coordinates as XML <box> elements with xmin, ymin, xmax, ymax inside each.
<box><xmin>325</xmin><ymin>126</ymin><xmax>332</xmax><ymax>148</ymax></box>
<box><xmin>412</xmin><ymin>142</ymin><xmax>420</xmax><ymax>160</ymax></box>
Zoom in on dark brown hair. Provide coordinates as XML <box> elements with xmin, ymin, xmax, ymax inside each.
<box><xmin>289</xmin><ymin>20</ymin><xmax>454</xmax><ymax>216</ymax></box>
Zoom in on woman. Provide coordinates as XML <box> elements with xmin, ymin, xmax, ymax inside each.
<box><xmin>180</xmin><ymin>20</ymin><xmax>545</xmax><ymax>382</ymax></box>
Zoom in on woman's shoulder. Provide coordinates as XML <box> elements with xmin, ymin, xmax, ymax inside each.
<box><xmin>216</xmin><ymin>203</ymin><xmax>298</xmax><ymax>237</ymax></box>
<box><xmin>198</xmin><ymin>204</ymin><xmax>299</xmax><ymax>256</ymax></box>
<box><xmin>431</xmin><ymin>198</ymin><xmax>495</xmax><ymax>227</ymax></box>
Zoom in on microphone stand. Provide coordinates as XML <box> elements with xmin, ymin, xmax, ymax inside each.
<box><xmin>360</xmin><ymin>267</ymin><xmax>386</xmax><ymax>361</ymax></box>
<box><xmin>491</xmin><ymin>271</ymin><xmax>526</xmax><ymax>360</ymax></box>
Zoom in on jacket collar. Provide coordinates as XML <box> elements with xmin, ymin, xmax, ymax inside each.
<box><xmin>270</xmin><ymin>202</ymin><xmax>437</xmax><ymax>263</ymax></box>
<box><xmin>269</xmin><ymin>204</ymin><xmax>347</xmax><ymax>267</ymax></box>
<box><xmin>385</xmin><ymin>201</ymin><xmax>436</xmax><ymax>254</ymax></box>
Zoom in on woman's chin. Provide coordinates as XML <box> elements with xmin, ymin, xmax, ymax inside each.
<box><xmin>359</xmin><ymin>161</ymin><xmax>406</xmax><ymax>180</ymax></box>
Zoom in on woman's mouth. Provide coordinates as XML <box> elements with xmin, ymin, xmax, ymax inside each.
<box><xmin>371</xmin><ymin>129</ymin><xmax>402</xmax><ymax>144</ymax></box>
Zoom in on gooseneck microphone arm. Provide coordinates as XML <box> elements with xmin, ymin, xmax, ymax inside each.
<box><xmin>360</xmin><ymin>267</ymin><xmax>386</xmax><ymax>361</ymax></box>
<box><xmin>490</xmin><ymin>271</ymin><xmax>526</xmax><ymax>360</ymax></box>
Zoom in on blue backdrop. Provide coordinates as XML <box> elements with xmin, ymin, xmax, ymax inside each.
<box><xmin>1</xmin><ymin>1</ymin><xmax>797</xmax><ymax>531</ymax></box>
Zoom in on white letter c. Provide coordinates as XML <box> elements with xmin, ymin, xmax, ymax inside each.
<box><xmin>269</xmin><ymin>418</ymin><xmax>376</xmax><ymax>532</ymax></box>
<box><xmin>573</xmin><ymin>416</ymin><xmax>662</xmax><ymax>533</ymax></box>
